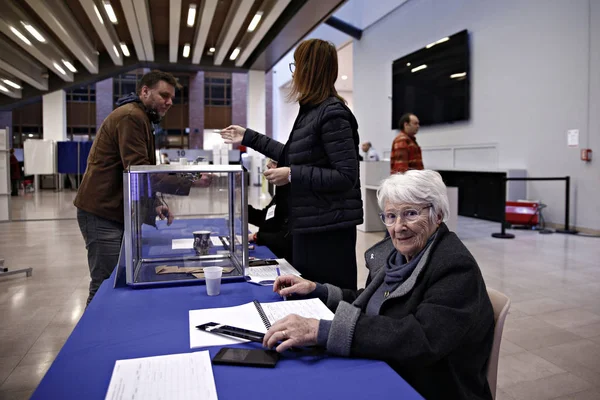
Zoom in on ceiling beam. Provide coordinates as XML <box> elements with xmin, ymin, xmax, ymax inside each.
<box><xmin>0</xmin><ymin>0</ymin><xmax>75</xmax><ymax>81</ymax></box>
<box><xmin>191</xmin><ymin>0</ymin><xmax>218</xmax><ymax>64</ymax></box>
<box><xmin>169</xmin><ymin>0</ymin><xmax>182</xmax><ymax>63</ymax></box>
<box><xmin>236</xmin><ymin>0</ymin><xmax>291</xmax><ymax>67</ymax></box>
<box><xmin>214</xmin><ymin>0</ymin><xmax>255</xmax><ymax>66</ymax></box>
<box><xmin>78</xmin><ymin>0</ymin><xmax>123</xmax><ymax>65</ymax></box>
<box><xmin>0</xmin><ymin>70</ymin><xmax>23</xmax><ymax>99</ymax></box>
<box><xmin>325</xmin><ymin>16</ymin><xmax>362</xmax><ymax>40</ymax></box>
<box><xmin>24</xmin><ymin>0</ymin><xmax>100</xmax><ymax>74</ymax></box>
<box><xmin>120</xmin><ymin>0</ymin><xmax>145</xmax><ymax>60</ymax></box>
<box><xmin>0</xmin><ymin>39</ymin><xmax>48</xmax><ymax>91</ymax></box>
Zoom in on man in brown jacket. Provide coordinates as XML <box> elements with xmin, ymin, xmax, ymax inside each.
<box><xmin>74</xmin><ymin>70</ymin><xmax>205</xmax><ymax>305</ymax></box>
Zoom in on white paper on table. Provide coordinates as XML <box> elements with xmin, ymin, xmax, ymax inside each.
<box><xmin>172</xmin><ymin>239</ymin><xmax>194</xmax><ymax>249</ymax></box>
<box><xmin>189</xmin><ymin>302</ymin><xmax>267</xmax><ymax>348</ymax></box>
<box><xmin>188</xmin><ymin>298</ymin><xmax>333</xmax><ymax>349</ymax></box>
<box><xmin>246</xmin><ymin>259</ymin><xmax>301</xmax><ymax>285</ymax></box>
<box><xmin>104</xmin><ymin>351</ymin><xmax>218</xmax><ymax>400</ymax></box>
<box><xmin>210</xmin><ymin>237</ymin><xmax>222</xmax><ymax>246</ymax></box>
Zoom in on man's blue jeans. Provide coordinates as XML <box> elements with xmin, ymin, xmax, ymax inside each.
<box><xmin>77</xmin><ymin>209</ymin><xmax>124</xmax><ymax>306</ymax></box>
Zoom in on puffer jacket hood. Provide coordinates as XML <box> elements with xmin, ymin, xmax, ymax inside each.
<box><xmin>115</xmin><ymin>92</ymin><xmax>140</xmax><ymax>107</ymax></box>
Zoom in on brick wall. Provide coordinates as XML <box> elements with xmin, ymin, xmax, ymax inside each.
<box><xmin>0</xmin><ymin>111</ymin><xmax>13</xmax><ymax>147</ymax></box>
<box><xmin>188</xmin><ymin>71</ymin><xmax>204</xmax><ymax>149</ymax></box>
<box><xmin>95</xmin><ymin>78</ymin><xmax>113</xmax><ymax>131</ymax></box>
<box><xmin>265</xmin><ymin>70</ymin><xmax>273</xmax><ymax>138</ymax></box>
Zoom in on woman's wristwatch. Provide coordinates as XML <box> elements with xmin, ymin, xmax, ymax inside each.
<box><xmin>288</xmin><ymin>168</ymin><xmax>291</xmax><ymax>183</ymax></box>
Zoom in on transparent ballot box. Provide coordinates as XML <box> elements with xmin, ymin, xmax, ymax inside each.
<box><xmin>123</xmin><ymin>165</ymin><xmax>248</xmax><ymax>287</ymax></box>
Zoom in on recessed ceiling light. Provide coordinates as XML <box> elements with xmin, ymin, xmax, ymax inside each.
<box><xmin>28</xmin><ymin>134</ymin><xmax>34</xmax><ymax>137</ymax></box>
<box><xmin>21</xmin><ymin>22</ymin><xmax>45</xmax><ymax>42</ymax></box>
<box><xmin>209</xmin><ymin>47</ymin><xmax>215</xmax><ymax>53</ymax></box>
<box><xmin>9</xmin><ymin>26</ymin><xmax>31</xmax><ymax>46</ymax></box>
<box><xmin>183</xmin><ymin>43</ymin><xmax>191</xmax><ymax>58</ymax></box>
<box><xmin>0</xmin><ymin>84</ymin><xmax>9</xmax><ymax>93</ymax></box>
<box><xmin>94</xmin><ymin>5</ymin><xmax>104</xmax><ymax>24</ymax></box>
<box><xmin>62</xmin><ymin>60</ymin><xmax>77</xmax><ymax>73</ymax></box>
<box><xmin>120</xmin><ymin>42</ymin><xmax>130</xmax><ymax>57</ymax></box>
<box><xmin>247</xmin><ymin>11</ymin><xmax>263</xmax><ymax>32</ymax></box>
<box><xmin>411</xmin><ymin>64</ymin><xmax>427</xmax><ymax>73</ymax></box>
<box><xmin>53</xmin><ymin>62</ymin><xmax>66</xmax><ymax>75</ymax></box>
<box><xmin>450</xmin><ymin>72</ymin><xmax>467</xmax><ymax>79</ymax></box>
<box><xmin>187</xmin><ymin>4</ymin><xmax>197</xmax><ymax>27</ymax></box>
<box><xmin>406</xmin><ymin>62</ymin><xmax>411</xmax><ymax>66</ymax></box>
<box><xmin>2</xmin><ymin>79</ymin><xmax>21</xmax><ymax>89</ymax></box>
<box><xmin>341</xmin><ymin>75</ymin><xmax>348</xmax><ymax>80</ymax></box>
<box><xmin>426</xmin><ymin>37</ymin><xmax>449</xmax><ymax>49</ymax></box>
<box><xmin>113</xmin><ymin>45</ymin><xmax>120</xmax><ymax>58</ymax></box>
<box><xmin>229</xmin><ymin>47</ymin><xmax>241</xmax><ymax>61</ymax></box>
<box><xmin>103</xmin><ymin>1</ymin><xmax>118</xmax><ymax>24</ymax></box>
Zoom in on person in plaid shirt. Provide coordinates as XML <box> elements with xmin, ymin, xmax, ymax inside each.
<box><xmin>390</xmin><ymin>113</ymin><xmax>424</xmax><ymax>174</ymax></box>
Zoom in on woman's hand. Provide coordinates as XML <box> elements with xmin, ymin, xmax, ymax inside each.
<box><xmin>273</xmin><ymin>275</ymin><xmax>317</xmax><ymax>298</ymax></box>
<box><xmin>192</xmin><ymin>174</ymin><xmax>212</xmax><ymax>188</ymax></box>
<box><xmin>220</xmin><ymin>125</ymin><xmax>246</xmax><ymax>144</ymax></box>
<box><xmin>248</xmin><ymin>233</ymin><xmax>256</xmax><ymax>243</ymax></box>
<box><xmin>262</xmin><ymin>314</ymin><xmax>319</xmax><ymax>352</ymax></box>
<box><xmin>263</xmin><ymin>167</ymin><xmax>290</xmax><ymax>186</ymax></box>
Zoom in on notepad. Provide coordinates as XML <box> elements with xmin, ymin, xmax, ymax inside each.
<box><xmin>104</xmin><ymin>351</ymin><xmax>218</xmax><ymax>400</ymax></box>
<box><xmin>171</xmin><ymin>237</ymin><xmax>223</xmax><ymax>249</ymax></box>
<box><xmin>189</xmin><ymin>298</ymin><xmax>334</xmax><ymax>348</ymax></box>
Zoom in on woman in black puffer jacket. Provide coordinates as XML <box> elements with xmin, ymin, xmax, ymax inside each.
<box><xmin>220</xmin><ymin>39</ymin><xmax>363</xmax><ymax>290</ymax></box>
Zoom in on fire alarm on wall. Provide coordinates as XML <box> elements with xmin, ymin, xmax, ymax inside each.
<box><xmin>581</xmin><ymin>148</ymin><xmax>592</xmax><ymax>161</ymax></box>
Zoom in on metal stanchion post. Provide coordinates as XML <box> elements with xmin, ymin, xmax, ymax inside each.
<box><xmin>556</xmin><ymin>176</ymin><xmax>578</xmax><ymax>235</ymax></box>
<box><xmin>492</xmin><ymin>177</ymin><xmax>515</xmax><ymax>239</ymax></box>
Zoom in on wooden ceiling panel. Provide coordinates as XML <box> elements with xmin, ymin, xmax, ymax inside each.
<box><xmin>64</xmin><ymin>0</ymin><xmax>106</xmax><ymax>52</ymax></box>
<box><xmin>150</xmin><ymin>0</ymin><xmax>170</xmax><ymax>45</ymax></box>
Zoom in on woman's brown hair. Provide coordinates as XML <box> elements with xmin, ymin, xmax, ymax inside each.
<box><xmin>287</xmin><ymin>39</ymin><xmax>346</xmax><ymax>106</ymax></box>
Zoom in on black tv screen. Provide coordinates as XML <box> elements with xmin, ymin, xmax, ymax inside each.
<box><xmin>392</xmin><ymin>29</ymin><xmax>470</xmax><ymax>129</ymax></box>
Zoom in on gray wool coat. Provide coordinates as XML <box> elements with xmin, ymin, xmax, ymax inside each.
<box><xmin>321</xmin><ymin>223</ymin><xmax>495</xmax><ymax>400</ymax></box>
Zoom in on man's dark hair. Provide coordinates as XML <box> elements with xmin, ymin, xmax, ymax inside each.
<box><xmin>398</xmin><ymin>113</ymin><xmax>414</xmax><ymax>131</ymax></box>
<box><xmin>136</xmin><ymin>70</ymin><xmax>180</xmax><ymax>94</ymax></box>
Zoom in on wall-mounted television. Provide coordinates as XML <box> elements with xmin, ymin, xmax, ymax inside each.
<box><xmin>392</xmin><ymin>29</ymin><xmax>470</xmax><ymax>129</ymax></box>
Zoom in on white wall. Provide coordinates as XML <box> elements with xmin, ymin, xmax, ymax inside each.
<box><xmin>354</xmin><ymin>0</ymin><xmax>600</xmax><ymax>230</ymax></box>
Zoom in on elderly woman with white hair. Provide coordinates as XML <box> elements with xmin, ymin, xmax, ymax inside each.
<box><xmin>263</xmin><ymin>170</ymin><xmax>495</xmax><ymax>400</ymax></box>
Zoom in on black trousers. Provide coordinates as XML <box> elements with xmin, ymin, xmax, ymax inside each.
<box><xmin>293</xmin><ymin>227</ymin><xmax>358</xmax><ymax>290</ymax></box>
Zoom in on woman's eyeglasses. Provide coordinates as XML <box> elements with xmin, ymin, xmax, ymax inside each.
<box><xmin>289</xmin><ymin>62</ymin><xmax>295</xmax><ymax>73</ymax></box>
<box><xmin>379</xmin><ymin>205</ymin><xmax>432</xmax><ymax>226</ymax></box>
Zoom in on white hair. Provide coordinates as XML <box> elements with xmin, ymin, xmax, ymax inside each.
<box><xmin>376</xmin><ymin>170</ymin><xmax>450</xmax><ymax>223</ymax></box>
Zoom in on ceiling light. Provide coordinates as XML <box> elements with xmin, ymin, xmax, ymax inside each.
<box><xmin>229</xmin><ymin>47</ymin><xmax>241</xmax><ymax>61</ymax></box>
<box><xmin>341</xmin><ymin>75</ymin><xmax>348</xmax><ymax>80</ymax></box>
<box><xmin>209</xmin><ymin>47</ymin><xmax>215</xmax><ymax>53</ymax></box>
<box><xmin>103</xmin><ymin>1</ymin><xmax>118</xmax><ymax>24</ymax></box>
<box><xmin>94</xmin><ymin>5</ymin><xmax>104</xmax><ymax>24</ymax></box>
<box><xmin>0</xmin><ymin>84</ymin><xmax>9</xmax><ymax>93</ymax></box>
<box><xmin>187</xmin><ymin>4</ymin><xmax>197</xmax><ymax>27</ymax></box>
<box><xmin>450</xmin><ymin>72</ymin><xmax>467</xmax><ymax>79</ymax></box>
<box><xmin>426</xmin><ymin>37</ymin><xmax>449</xmax><ymax>49</ymax></box>
<box><xmin>113</xmin><ymin>45</ymin><xmax>120</xmax><ymax>58</ymax></box>
<box><xmin>406</xmin><ymin>62</ymin><xmax>411</xmax><ymax>66</ymax></box>
<box><xmin>21</xmin><ymin>22</ymin><xmax>45</xmax><ymax>43</ymax></box>
<box><xmin>28</xmin><ymin>134</ymin><xmax>34</xmax><ymax>137</ymax></box>
<box><xmin>62</xmin><ymin>60</ymin><xmax>77</xmax><ymax>73</ymax></box>
<box><xmin>120</xmin><ymin>42</ymin><xmax>130</xmax><ymax>57</ymax></box>
<box><xmin>183</xmin><ymin>43</ymin><xmax>191</xmax><ymax>58</ymax></box>
<box><xmin>247</xmin><ymin>11</ymin><xmax>263</xmax><ymax>32</ymax></box>
<box><xmin>53</xmin><ymin>62</ymin><xmax>66</xmax><ymax>75</ymax></box>
<box><xmin>9</xmin><ymin>26</ymin><xmax>31</xmax><ymax>46</ymax></box>
<box><xmin>411</xmin><ymin>64</ymin><xmax>427</xmax><ymax>73</ymax></box>
<box><xmin>2</xmin><ymin>79</ymin><xmax>21</xmax><ymax>89</ymax></box>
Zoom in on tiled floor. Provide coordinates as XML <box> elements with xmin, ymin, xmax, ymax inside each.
<box><xmin>1</xmin><ymin>189</ymin><xmax>600</xmax><ymax>399</ymax></box>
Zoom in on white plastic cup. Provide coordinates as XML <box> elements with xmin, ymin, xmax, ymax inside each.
<box><xmin>204</xmin><ymin>267</ymin><xmax>223</xmax><ymax>296</ymax></box>
<box><xmin>180</xmin><ymin>157</ymin><xmax>188</xmax><ymax>165</ymax></box>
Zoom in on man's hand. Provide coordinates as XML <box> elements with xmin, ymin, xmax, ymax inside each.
<box><xmin>220</xmin><ymin>125</ymin><xmax>246</xmax><ymax>144</ymax></box>
<box><xmin>192</xmin><ymin>174</ymin><xmax>212</xmax><ymax>188</ymax></box>
<box><xmin>263</xmin><ymin>167</ymin><xmax>290</xmax><ymax>186</ymax></box>
<box><xmin>156</xmin><ymin>205</ymin><xmax>174</xmax><ymax>226</ymax></box>
<box><xmin>248</xmin><ymin>233</ymin><xmax>256</xmax><ymax>243</ymax></box>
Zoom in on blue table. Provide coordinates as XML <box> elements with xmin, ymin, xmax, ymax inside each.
<box><xmin>32</xmin><ymin>222</ymin><xmax>422</xmax><ymax>399</ymax></box>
